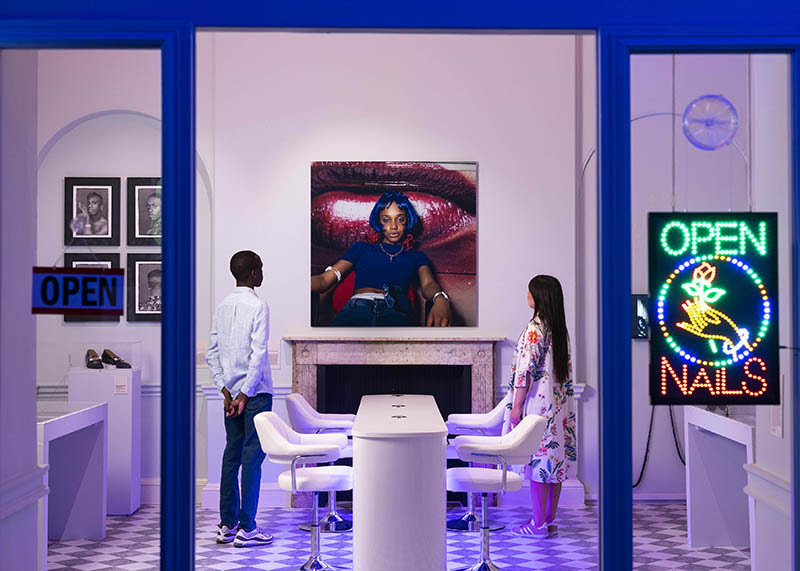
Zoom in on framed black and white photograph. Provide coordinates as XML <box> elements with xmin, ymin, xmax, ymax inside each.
<box><xmin>63</xmin><ymin>253</ymin><xmax>121</xmax><ymax>323</ymax></box>
<box><xmin>127</xmin><ymin>253</ymin><xmax>161</xmax><ymax>322</ymax></box>
<box><xmin>64</xmin><ymin>177</ymin><xmax>121</xmax><ymax>246</ymax></box>
<box><xmin>127</xmin><ymin>177</ymin><xmax>162</xmax><ymax>246</ymax></box>
<box><xmin>632</xmin><ymin>294</ymin><xmax>650</xmax><ymax>339</ymax></box>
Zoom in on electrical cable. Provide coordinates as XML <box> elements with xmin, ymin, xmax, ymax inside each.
<box><xmin>632</xmin><ymin>405</ymin><xmax>656</xmax><ymax>488</ymax></box>
<box><xmin>668</xmin><ymin>405</ymin><xmax>685</xmax><ymax>465</ymax></box>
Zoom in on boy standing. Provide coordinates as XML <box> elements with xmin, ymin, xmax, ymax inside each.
<box><xmin>206</xmin><ymin>250</ymin><xmax>274</xmax><ymax>547</ymax></box>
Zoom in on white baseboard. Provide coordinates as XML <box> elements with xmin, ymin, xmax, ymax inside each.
<box><xmin>500</xmin><ymin>479</ymin><xmax>586</xmax><ymax>507</ymax></box>
<box><xmin>582</xmin><ymin>491</ymin><xmax>686</xmax><ymax>503</ymax></box>
<box><xmin>200</xmin><ymin>482</ymin><xmax>289</xmax><ymax>510</ymax></box>
<box><xmin>141</xmin><ymin>477</ymin><xmax>210</xmax><ymax>506</ymax></box>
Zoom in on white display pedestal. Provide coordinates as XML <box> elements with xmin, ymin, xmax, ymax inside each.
<box><xmin>684</xmin><ymin>405</ymin><xmax>755</xmax><ymax>553</ymax></box>
<box><xmin>37</xmin><ymin>401</ymin><xmax>107</xmax><ymax>571</ymax></box>
<box><xmin>68</xmin><ymin>367</ymin><xmax>141</xmax><ymax>515</ymax></box>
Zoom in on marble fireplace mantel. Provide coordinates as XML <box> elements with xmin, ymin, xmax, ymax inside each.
<box><xmin>283</xmin><ymin>336</ymin><xmax>505</xmax><ymax>413</ymax></box>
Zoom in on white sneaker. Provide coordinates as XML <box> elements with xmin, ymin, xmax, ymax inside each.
<box><xmin>216</xmin><ymin>524</ymin><xmax>236</xmax><ymax>544</ymax></box>
<box><xmin>234</xmin><ymin>527</ymin><xmax>273</xmax><ymax>548</ymax></box>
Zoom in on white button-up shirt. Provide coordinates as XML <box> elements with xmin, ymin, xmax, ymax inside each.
<box><xmin>206</xmin><ymin>287</ymin><xmax>273</xmax><ymax>398</ymax></box>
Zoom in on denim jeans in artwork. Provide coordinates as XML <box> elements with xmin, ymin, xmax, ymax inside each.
<box><xmin>220</xmin><ymin>392</ymin><xmax>272</xmax><ymax>531</ymax></box>
<box><xmin>331</xmin><ymin>297</ymin><xmax>412</xmax><ymax>326</ymax></box>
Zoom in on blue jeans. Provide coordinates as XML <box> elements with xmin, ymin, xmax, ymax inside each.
<box><xmin>220</xmin><ymin>392</ymin><xmax>272</xmax><ymax>532</ymax></box>
<box><xmin>331</xmin><ymin>297</ymin><xmax>412</xmax><ymax>326</ymax></box>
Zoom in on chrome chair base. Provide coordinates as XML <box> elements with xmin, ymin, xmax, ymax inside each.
<box><xmin>447</xmin><ymin>513</ymin><xmax>504</xmax><ymax>532</ymax></box>
<box><xmin>298</xmin><ymin>554</ymin><xmax>340</xmax><ymax>571</ymax></box>
<box><xmin>454</xmin><ymin>561</ymin><xmax>501</xmax><ymax>571</ymax></box>
<box><xmin>298</xmin><ymin>508</ymin><xmax>352</xmax><ymax>533</ymax></box>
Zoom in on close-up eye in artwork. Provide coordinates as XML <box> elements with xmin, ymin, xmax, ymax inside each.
<box><xmin>310</xmin><ymin>161</ymin><xmax>477</xmax><ymax>326</ymax></box>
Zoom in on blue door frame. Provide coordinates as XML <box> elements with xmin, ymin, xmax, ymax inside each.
<box><xmin>1</xmin><ymin>20</ymin><xmax>798</xmax><ymax>571</ymax></box>
<box><xmin>599</xmin><ymin>29</ymin><xmax>800</xmax><ymax>570</ymax></box>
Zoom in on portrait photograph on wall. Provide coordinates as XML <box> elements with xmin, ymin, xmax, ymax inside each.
<box><xmin>127</xmin><ymin>253</ymin><xmax>161</xmax><ymax>322</ymax></box>
<box><xmin>63</xmin><ymin>177</ymin><xmax>121</xmax><ymax>246</ymax></box>
<box><xmin>63</xmin><ymin>253</ymin><xmax>121</xmax><ymax>323</ymax></box>
<box><xmin>310</xmin><ymin>161</ymin><xmax>477</xmax><ymax>327</ymax></box>
<box><xmin>127</xmin><ymin>177</ymin><xmax>162</xmax><ymax>246</ymax></box>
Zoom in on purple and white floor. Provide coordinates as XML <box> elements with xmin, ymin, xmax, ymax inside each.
<box><xmin>47</xmin><ymin>503</ymin><xmax>750</xmax><ymax>570</ymax></box>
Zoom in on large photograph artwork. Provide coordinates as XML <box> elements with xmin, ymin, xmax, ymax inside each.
<box><xmin>311</xmin><ymin>161</ymin><xmax>477</xmax><ymax>327</ymax></box>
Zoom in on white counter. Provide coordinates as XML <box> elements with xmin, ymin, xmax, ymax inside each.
<box><xmin>37</xmin><ymin>401</ymin><xmax>107</xmax><ymax>571</ymax></box>
<box><xmin>352</xmin><ymin>394</ymin><xmax>447</xmax><ymax>571</ymax></box>
<box><xmin>684</xmin><ymin>405</ymin><xmax>755</xmax><ymax>555</ymax></box>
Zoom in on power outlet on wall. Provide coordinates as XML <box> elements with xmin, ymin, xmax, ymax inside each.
<box><xmin>770</xmin><ymin>373</ymin><xmax>784</xmax><ymax>438</ymax></box>
<box><xmin>268</xmin><ymin>350</ymin><xmax>280</xmax><ymax>369</ymax></box>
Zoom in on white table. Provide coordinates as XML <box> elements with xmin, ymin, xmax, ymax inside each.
<box><xmin>684</xmin><ymin>405</ymin><xmax>755</xmax><ymax>551</ymax></box>
<box><xmin>68</xmin><ymin>367</ymin><xmax>141</xmax><ymax>515</ymax></box>
<box><xmin>37</xmin><ymin>401</ymin><xmax>107</xmax><ymax>571</ymax></box>
<box><xmin>352</xmin><ymin>394</ymin><xmax>447</xmax><ymax>571</ymax></box>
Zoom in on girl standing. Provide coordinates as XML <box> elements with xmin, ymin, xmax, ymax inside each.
<box><xmin>503</xmin><ymin>274</ymin><xmax>576</xmax><ymax>537</ymax></box>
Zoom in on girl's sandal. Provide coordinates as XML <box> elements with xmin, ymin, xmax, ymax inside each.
<box><xmin>511</xmin><ymin>520</ymin><xmax>548</xmax><ymax>537</ymax></box>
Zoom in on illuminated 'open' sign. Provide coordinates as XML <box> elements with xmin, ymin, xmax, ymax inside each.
<box><xmin>648</xmin><ymin>213</ymin><xmax>779</xmax><ymax>405</ymax></box>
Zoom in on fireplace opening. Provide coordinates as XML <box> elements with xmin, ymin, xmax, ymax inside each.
<box><xmin>317</xmin><ymin>364</ymin><xmax>472</xmax><ymax>419</ymax></box>
<box><xmin>316</xmin><ymin>364</ymin><xmax>473</xmax><ymax>507</ymax></box>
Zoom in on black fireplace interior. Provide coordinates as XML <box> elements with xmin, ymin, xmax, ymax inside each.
<box><xmin>316</xmin><ymin>364</ymin><xmax>473</xmax><ymax>506</ymax></box>
<box><xmin>317</xmin><ymin>364</ymin><xmax>472</xmax><ymax>418</ymax></box>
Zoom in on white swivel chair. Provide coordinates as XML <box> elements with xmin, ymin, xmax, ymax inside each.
<box><xmin>254</xmin><ymin>411</ymin><xmax>353</xmax><ymax>571</ymax></box>
<box><xmin>445</xmin><ymin>396</ymin><xmax>508</xmax><ymax>532</ymax></box>
<box><xmin>447</xmin><ymin>414</ymin><xmax>546</xmax><ymax>571</ymax></box>
<box><xmin>285</xmin><ymin>393</ymin><xmax>355</xmax><ymax>532</ymax></box>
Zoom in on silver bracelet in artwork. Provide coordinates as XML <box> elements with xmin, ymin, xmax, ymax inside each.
<box><xmin>325</xmin><ymin>265</ymin><xmax>342</xmax><ymax>282</ymax></box>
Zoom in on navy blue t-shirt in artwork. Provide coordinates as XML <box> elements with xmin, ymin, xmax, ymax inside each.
<box><xmin>341</xmin><ymin>241</ymin><xmax>431</xmax><ymax>291</ymax></box>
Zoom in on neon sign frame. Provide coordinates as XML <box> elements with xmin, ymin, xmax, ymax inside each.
<box><xmin>649</xmin><ymin>212</ymin><xmax>779</xmax><ymax>405</ymax></box>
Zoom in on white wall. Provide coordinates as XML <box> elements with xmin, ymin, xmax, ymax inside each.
<box><xmin>205</xmin><ymin>30</ymin><xmax>580</xmax><ymax>388</ymax></box>
<box><xmin>32</xmin><ymin>32</ymin><xmax>600</xmax><ymax>500</ymax></box>
<box><xmin>35</xmin><ymin>49</ymin><xmax>163</xmax><ymax>386</ymax></box>
<box><xmin>0</xmin><ymin>49</ymin><xmax>45</xmax><ymax>571</ymax></box>
<box><xmin>749</xmin><ymin>53</ymin><xmax>792</xmax><ymax>571</ymax></box>
<box><xmin>202</xmin><ymin>29</ymin><xmax>593</xmax><ymax>491</ymax></box>
<box><xmin>630</xmin><ymin>54</ymin><xmax>753</xmax><ymax>500</ymax></box>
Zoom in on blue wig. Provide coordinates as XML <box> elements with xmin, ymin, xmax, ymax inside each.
<box><xmin>368</xmin><ymin>191</ymin><xmax>420</xmax><ymax>234</ymax></box>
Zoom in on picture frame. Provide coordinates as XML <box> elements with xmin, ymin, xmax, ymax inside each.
<box><xmin>127</xmin><ymin>253</ymin><xmax>162</xmax><ymax>322</ymax></box>
<box><xmin>632</xmin><ymin>293</ymin><xmax>649</xmax><ymax>339</ymax></box>
<box><xmin>63</xmin><ymin>253</ymin><xmax>121</xmax><ymax>322</ymax></box>
<box><xmin>127</xmin><ymin>177</ymin><xmax>162</xmax><ymax>246</ymax></box>
<box><xmin>310</xmin><ymin>160</ymin><xmax>478</xmax><ymax>327</ymax></box>
<box><xmin>64</xmin><ymin>177</ymin><xmax>121</xmax><ymax>246</ymax></box>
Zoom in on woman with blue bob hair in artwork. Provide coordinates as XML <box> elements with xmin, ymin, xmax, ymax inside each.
<box><xmin>311</xmin><ymin>190</ymin><xmax>453</xmax><ymax>326</ymax></box>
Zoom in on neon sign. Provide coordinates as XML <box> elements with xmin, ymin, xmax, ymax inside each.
<box><xmin>649</xmin><ymin>213</ymin><xmax>778</xmax><ymax>405</ymax></box>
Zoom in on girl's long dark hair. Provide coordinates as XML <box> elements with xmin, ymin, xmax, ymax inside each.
<box><xmin>529</xmin><ymin>275</ymin><xmax>569</xmax><ymax>383</ymax></box>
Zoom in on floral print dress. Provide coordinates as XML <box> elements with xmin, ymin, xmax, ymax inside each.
<box><xmin>502</xmin><ymin>316</ymin><xmax>576</xmax><ymax>483</ymax></box>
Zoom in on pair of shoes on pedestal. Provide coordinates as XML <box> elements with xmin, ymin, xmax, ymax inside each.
<box><xmin>85</xmin><ymin>349</ymin><xmax>132</xmax><ymax>369</ymax></box>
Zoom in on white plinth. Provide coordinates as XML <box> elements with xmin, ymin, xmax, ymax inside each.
<box><xmin>68</xmin><ymin>367</ymin><xmax>141</xmax><ymax>515</ymax></box>
<box><xmin>684</xmin><ymin>405</ymin><xmax>755</xmax><ymax>551</ymax></box>
<box><xmin>37</xmin><ymin>401</ymin><xmax>107</xmax><ymax>571</ymax></box>
<box><xmin>352</xmin><ymin>394</ymin><xmax>447</xmax><ymax>571</ymax></box>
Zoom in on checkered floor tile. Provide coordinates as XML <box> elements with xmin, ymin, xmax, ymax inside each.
<box><xmin>47</xmin><ymin>503</ymin><xmax>750</xmax><ymax>569</ymax></box>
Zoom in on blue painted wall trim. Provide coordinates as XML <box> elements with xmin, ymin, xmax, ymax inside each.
<box><xmin>159</xmin><ymin>23</ymin><xmax>196</xmax><ymax>570</ymax></box>
<box><xmin>605</xmin><ymin>29</ymin><xmax>800</xmax><ymax>571</ymax></box>
<box><xmin>597</xmin><ymin>29</ymin><xmax>633</xmax><ymax>570</ymax></box>
<box><xmin>4</xmin><ymin>0</ymin><xmax>800</xmax><ymax>29</ymax></box>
